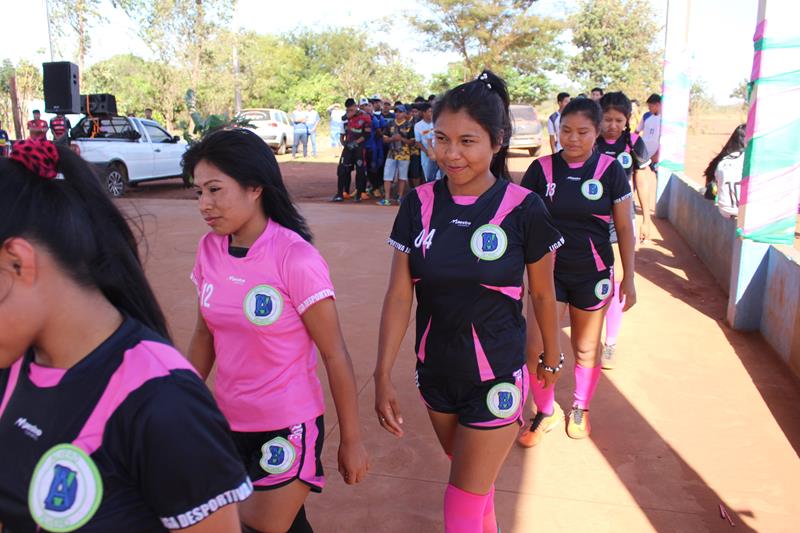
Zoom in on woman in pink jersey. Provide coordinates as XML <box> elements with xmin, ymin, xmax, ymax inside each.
<box><xmin>0</xmin><ymin>140</ymin><xmax>248</xmax><ymax>532</ymax></box>
<box><xmin>183</xmin><ymin>129</ymin><xmax>368</xmax><ymax>533</ymax></box>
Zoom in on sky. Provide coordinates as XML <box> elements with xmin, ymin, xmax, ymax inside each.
<box><xmin>2</xmin><ymin>0</ymin><xmax>758</xmax><ymax>104</ymax></box>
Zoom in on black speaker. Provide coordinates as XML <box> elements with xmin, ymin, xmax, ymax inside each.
<box><xmin>43</xmin><ymin>62</ymin><xmax>80</xmax><ymax>114</ymax></box>
<box><xmin>80</xmin><ymin>94</ymin><xmax>118</xmax><ymax>116</ymax></box>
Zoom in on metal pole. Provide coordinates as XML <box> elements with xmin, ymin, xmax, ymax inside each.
<box><xmin>44</xmin><ymin>0</ymin><xmax>55</xmax><ymax>61</ymax></box>
<box><xmin>233</xmin><ymin>42</ymin><xmax>242</xmax><ymax>115</ymax></box>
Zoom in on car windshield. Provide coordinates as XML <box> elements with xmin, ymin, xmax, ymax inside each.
<box><xmin>242</xmin><ymin>111</ymin><xmax>270</xmax><ymax>121</ymax></box>
<box><xmin>510</xmin><ymin>106</ymin><xmax>538</xmax><ymax>121</ymax></box>
<box><xmin>72</xmin><ymin>117</ymin><xmax>138</xmax><ymax>139</ymax></box>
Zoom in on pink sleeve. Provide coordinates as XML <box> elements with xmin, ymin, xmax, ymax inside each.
<box><xmin>283</xmin><ymin>242</ymin><xmax>336</xmax><ymax>315</ymax></box>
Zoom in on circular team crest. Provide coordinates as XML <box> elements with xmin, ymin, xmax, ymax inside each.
<box><xmin>259</xmin><ymin>437</ymin><xmax>296</xmax><ymax>475</ymax></box>
<box><xmin>594</xmin><ymin>278</ymin><xmax>613</xmax><ymax>300</ymax></box>
<box><xmin>243</xmin><ymin>285</ymin><xmax>283</xmax><ymax>326</ymax></box>
<box><xmin>470</xmin><ymin>224</ymin><xmax>508</xmax><ymax>261</ymax></box>
<box><xmin>617</xmin><ymin>152</ymin><xmax>633</xmax><ymax>169</ymax></box>
<box><xmin>581</xmin><ymin>179</ymin><xmax>604</xmax><ymax>201</ymax></box>
<box><xmin>28</xmin><ymin>444</ymin><xmax>103</xmax><ymax>532</ymax></box>
<box><xmin>486</xmin><ymin>382</ymin><xmax>522</xmax><ymax>419</ymax></box>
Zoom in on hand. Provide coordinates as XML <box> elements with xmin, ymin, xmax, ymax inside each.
<box><xmin>374</xmin><ymin>377</ymin><xmax>404</xmax><ymax>437</ymax></box>
<box><xmin>639</xmin><ymin>222</ymin><xmax>651</xmax><ymax>244</ymax></box>
<box><xmin>620</xmin><ymin>276</ymin><xmax>637</xmax><ymax>311</ymax></box>
<box><xmin>535</xmin><ymin>356</ymin><xmax>562</xmax><ymax>389</ymax></box>
<box><xmin>338</xmin><ymin>439</ymin><xmax>369</xmax><ymax>485</ymax></box>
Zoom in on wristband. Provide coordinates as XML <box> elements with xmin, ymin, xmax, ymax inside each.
<box><xmin>538</xmin><ymin>352</ymin><xmax>565</xmax><ymax>374</ymax></box>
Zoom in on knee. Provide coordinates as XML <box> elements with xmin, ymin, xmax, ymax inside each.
<box><xmin>573</xmin><ymin>343</ymin><xmax>599</xmax><ymax>363</ymax></box>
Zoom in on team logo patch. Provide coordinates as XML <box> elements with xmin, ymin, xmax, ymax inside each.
<box><xmin>259</xmin><ymin>437</ymin><xmax>296</xmax><ymax>475</ymax></box>
<box><xmin>486</xmin><ymin>382</ymin><xmax>522</xmax><ymax>419</ymax></box>
<box><xmin>243</xmin><ymin>285</ymin><xmax>283</xmax><ymax>326</ymax></box>
<box><xmin>594</xmin><ymin>278</ymin><xmax>613</xmax><ymax>300</ymax></box>
<box><xmin>617</xmin><ymin>152</ymin><xmax>633</xmax><ymax>169</ymax></box>
<box><xmin>470</xmin><ymin>224</ymin><xmax>507</xmax><ymax>261</ymax></box>
<box><xmin>581</xmin><ymin>179</ymin><xmax>604</xmax><ymax>201</ymax></box>
<box><xmin>28</xmin><ymin>444</ymin><xmax>103</xmax><ymax>532</ymax></box>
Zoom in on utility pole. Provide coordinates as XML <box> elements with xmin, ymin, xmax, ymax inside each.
<box><xmin>233</xmin><ymin>42</ymin><xmax>242</xmax><ymax>115</ymax></box>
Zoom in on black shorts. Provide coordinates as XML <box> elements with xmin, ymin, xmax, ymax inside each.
<box><xmin>416</xmin><ymin>365</ymin><xmax>528</xmax><ymax>429</ymax></box>
<box><xmin>555</xmin><ymin>267</ymin><xmax>614</xmax><ymax>311</ymax></box>
<box><xmin>230</xmin><ymin>415</ymin><xmax>325</xmax><ymax>492</ymax></box>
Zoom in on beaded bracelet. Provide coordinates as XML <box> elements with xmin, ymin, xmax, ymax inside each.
<box><xmin>538</xmin><ymin>352</ymin><xmax>565</xmax><ymax>374</ymax></box>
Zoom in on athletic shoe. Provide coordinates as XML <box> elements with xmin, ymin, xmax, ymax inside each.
<box><xmin>377</xmin><ymin>199</ymin><xmax>393</xmax><ymax>206</ymax></box>
<box><xmin>567</xmin><ymin>407</ymin><xmax>591</xmax><ymax>439</ymax></box>
<box><xmin>372</xmin><ymin>189</ymin><xmax>383</xmax><ymax>198</ymax></box>
<box><xmin>517</xmin><ymin>403</ymin><xmax>564</xmax><ymax>448</ymax></box>
<box><xmin>601</xmin><ymin>344</ymin><xmax>616</xmax><ymax>370</ymax></box>
<box><xmin>331</xmin><ymin>195</ymin><xmax>344</xmax><ymax>202</ymax></box>
<box><xmin>360</xmin><ymin>192</ymin><xmax>370</xmax><ymax>201</ymax></box>
<box><xmin>342</xmin><ymin>192</ymin><xmax>352</xmax><ymax>200</ymax></box>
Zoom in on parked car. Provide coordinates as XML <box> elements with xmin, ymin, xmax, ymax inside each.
<box><xmin>70</xmin><ymin>115</ymin><xmax>188</xmax><ymax>197</ymax></box>
<box><xmin>240</xmin><ymin>108</ymin><xmax>294</xmax><ymax>155</ymax></box>
<box><xmin>509</xmin><ymin>104</ymin><xmax>543</xmax><ymax>156</ymax></box>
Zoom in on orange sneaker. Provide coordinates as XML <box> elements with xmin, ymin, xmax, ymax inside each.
<box><xmin>342</xmin><ymin>192</ymin><xmax>352</xmax><ymax>200</ymax></box>
<box><xmin>517</xmin><ymin>403</ymin><xmax>564</xmax><ymax>448</ymax></box>
<box><xmin>360</xmin><ymin>192</ymin><xmax>371</xmax><ymax>201</ymax></box>
<box><xmin>566</xmin><ymin>407</ymin><xmax>591</xmax><ymax>439</ymax></box>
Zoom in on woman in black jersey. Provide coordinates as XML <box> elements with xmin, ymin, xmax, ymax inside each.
<box><xmin>518</xmin><ymin>98</ymin><xmax>637</xmax><ymax>447</ymax></box>
<box><xmin>0</xmin><ymin>140</ymin><xmax>248</xmax><ymax>532</ymax></box>
<box><xmin>595</xmin><ymin>91</ymin><xmax>650</xmax><ymax>369</ymax></box>
<box><xmin>374</xmin><ymin>71</ymin><xmax>564</xmax><ymax>532</ymax></box>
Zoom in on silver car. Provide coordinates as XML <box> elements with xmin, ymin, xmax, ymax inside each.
<box><xmin>241</xmin><ymin>108</ymin><xmax>294</xmax><ymax>155</ymax></box>
<box><xmin>509</xmin><ymin>104</ymin><xmax>543</xmax><ymax>156</ymax></box>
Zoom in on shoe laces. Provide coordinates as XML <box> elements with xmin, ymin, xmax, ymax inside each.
<box><xmin>572</xmin><ymin>407</ymin><xmax>586</xmax><ymax>425</ymax></box>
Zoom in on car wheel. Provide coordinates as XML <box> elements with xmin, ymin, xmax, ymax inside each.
<box><xmin>528</xmin><ymin>147</ymin><xmax>541</xmax><ymax>157</ymax></box>
<box><xmin>106</xmin><ymin>163</ymin><xmax>127</xmax><ymax>197</ymax></box>
<box><xmin>277</xmin><ymin>136</ymin><xmax>287</xmax><ymax>155</ymax></box>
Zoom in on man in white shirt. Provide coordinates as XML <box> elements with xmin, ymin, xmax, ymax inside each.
<box><xmin>547</xmin><ymin>92</ymin><xmax>570</xmax><ymax>153</ymax></box>
<box><xmin>637</xmin><ymin>93</ymin><xmax>662</xmax><ymax>170</ymax></box>
<box><xmin>414</xmin><ymin>103</ymin><xmax>438</xmax><ymax>181</ymax></box>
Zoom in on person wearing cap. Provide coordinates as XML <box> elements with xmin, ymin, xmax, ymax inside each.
<box><xmin>377</xmin><ymin>104</ymin><xmax>415</xmax><ymax>206</ymax></box>
<box><xmin>27</xmin><ymin>110</ymin><xmax>48</xmax><ymax>140</ymax></box>
<box><xmin>364</xmin><ymin>97</ymin><xmax>387</xmax><ymax>198</ymax></box>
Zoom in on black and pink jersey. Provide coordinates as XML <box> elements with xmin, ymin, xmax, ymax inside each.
<box><xmin>0</xmin><ymin>317</ymin><xmax>251</xmax><ymax>532</ymax></box>
<box><xmin>388</xmin><ymin>178</ymin><xmax>563</xmax><ymax>381</ymax></box>
<box><xmin>521</xmin><ymin>152</ymin><xmax>632</xmax><ymax>274</ymax></box>
<box><xmin>595</xmin><ymin>132</ymin><xmax>650</xmax><ymax>182</ymax></box>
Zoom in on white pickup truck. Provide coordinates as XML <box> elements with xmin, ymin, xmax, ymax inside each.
<box><xmin>70</xmin><ymin>115</ymin><xmax>188</xmax><ymax>197</ymax></box>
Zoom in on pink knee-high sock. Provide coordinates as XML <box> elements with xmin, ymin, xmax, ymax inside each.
<box><xmin>530</xmin><ymin>373</ymin><xmax>555</xmax><ymax>416</ymax></box>
<box><xmin>444</xmin><ymin>484</ymin><xmax>489</xmax><ymax>533</ymax></box>
<box><xmin>604</xmin><ymin>281</ymin><xmax>624</xmax><ymax>346</ymax></box>
<box><xmin>573</xmin><ymin>363</ymin><xmax>602</xmax><ymax>410</ymax></box>
<box><xmin>482</xmin><ymin>485</ymin><xmax>497</xmax><ymax>533</ymax></box>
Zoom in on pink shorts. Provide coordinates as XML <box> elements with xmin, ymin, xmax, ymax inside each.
<box><xmin>230</xmin><ymin>415</ymin><xmax>325</xmax><ymax>492</ymax></box>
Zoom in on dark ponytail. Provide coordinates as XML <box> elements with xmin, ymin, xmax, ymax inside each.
<box><xmin>0</xmin><ymin>147</ymin><xmax>170</xmax><ymax>339</ymax></box>
<box><xmin>182</xmin><ymin>128</ymin><xmax>313</xmax><ymax>242</ymax></box>
<box><xmin>432</xmin><ymin>70</ymin><xmax>512</xmax><ymax>180</ymax></box>
<box><xmin>703</xmin><ymin>124</ymin><xmax>747</xmax><ymax>186</ymax></box>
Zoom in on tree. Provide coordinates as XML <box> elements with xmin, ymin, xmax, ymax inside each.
<box><xmin>48</xmin><ymin>0</ymin><xmax>106</xmax><ymax>72</ymax></box>
<box><xmin>569</xmin><ymin>0</ymin><xmax>662</xmax><ymax>98</ymax></box>
<box><xmin>730</xmin><ymin>78</ymin><xmax>749</xmax><ymax>102</ymax></box>
<box><xmin>410</xmin><ymin>0</ymin><xmax>563</xmax><ymax>97</ymax></box>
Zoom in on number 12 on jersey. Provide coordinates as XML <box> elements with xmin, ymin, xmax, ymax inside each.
<box><xmin>200</xmin><ymin>282</ymin><xmax>214</xmax><ymax>308</ymax></box>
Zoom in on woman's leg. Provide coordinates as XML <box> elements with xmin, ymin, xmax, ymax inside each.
<box><xmin>566</xmin><ymin>304</ymin><xmax>608</xmax><ymax>438</ymax></box>
<box><xmin>447</xmin><ymin>423</ymin><xmax>518</xmax><ymax>533</ymax></box>
<box><xmin>240</xmin><ymin>480</ymin><xmax>310</xmax><ymax>533</ymax></box>
<box><xmin>602</xmin><ymin>248</ymin><xmax>624</xmax><ymax>368</ymax></box>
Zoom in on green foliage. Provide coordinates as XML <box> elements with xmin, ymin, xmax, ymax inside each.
<box><xmin>569</xmin><ymin>0</ymin><xmax>662</xmax><ymax>99</ymax></box>
<box><xmin>179</xmin><ymin>89</ymin><xmax>251</xmax><ymax>145</ymax></box>
<box><xmin>48</xmin><ymin>0</ymin><xmax>106</xmax><ymax>70</ymax></box>
<box><xmin>411</xmin><ymin>0</ymin><xmax>563</xmax><ymax>102</ymax></box>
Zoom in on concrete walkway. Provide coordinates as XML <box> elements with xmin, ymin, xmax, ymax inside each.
<box><xmin>127</xmin><ymin>199</ymin><xmax>800</xmax><ymax>533</ymax></box>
